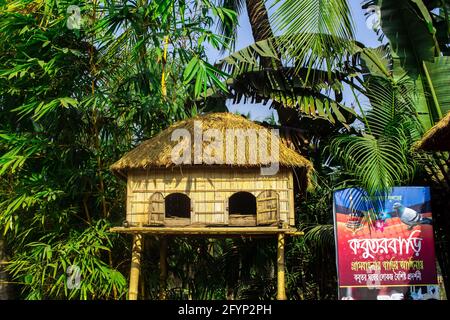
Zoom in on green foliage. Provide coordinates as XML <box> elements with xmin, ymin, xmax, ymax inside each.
<box><xmin>6</xmin><ymin>221</ymin><xmax>127</xmax><ymax>300</ymax></box>
<box><xmin>286</xmin><ymin>171</ymin><xmax>337</xmax><ymax>300</ymax></box>
<box><xmin>375</xmin><ymin>0</ymin><xmax>439</xmax><ymax>67</ymax></box>
<box><xmin>183</xmin><ymin>56</ymin><xmax>229</xmax><ymax>97</ymax></box>
<box><xmin>271</xmin><ymin>0</ymin><xmax>355</xmax><ymax>74</ymax></box>
<box><xmin>215</xmin><ymin>0</ymin><xmax>245</xmax><ymax>51</ymax></box>
<box><xmin>218</xmin><ymin>35</ymin><xmax>363</xmax><ymax>128</ymax></box>
<box><xmin>135</xmin><ymin>237</ymin><xmax>278</xmax><ymax>300</ymax></box>
<box><xmin>363</xmin><ymin>0</ymin><xmax>450</xmax><ymax>129</ymax></box>
<box><xmin>423</xmin><ymin>56</ymin><xmax>450</xmax><ymax>116</ymax></box>
<box><xmin>0</xmin><ymin>0</ymin><xmax>236</xmax><ymax>299</ymax></box>
<box><xmin>2</xmin><ymin>0</ymin><xmax>449</xmax><ymax>301</ymax></box>
<box><xmin>221</xmin><ymin>66</ymin><xmax>358</xmax><ymax>127</ymax></box>
<box><xmin>329</xmin><ymin>76</ymin><xmax>421</xmax><ymax>195</ymax></box>
<box><xmin>358</xmin><ymin>45</ymin><xmax>392</xmax><ymax>78</ymax></box>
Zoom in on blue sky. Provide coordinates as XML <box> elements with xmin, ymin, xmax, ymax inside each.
<box><xmin>207</xmin><ymin>1</ymin><xmax>382</xmax><ymax>122</ymax></box>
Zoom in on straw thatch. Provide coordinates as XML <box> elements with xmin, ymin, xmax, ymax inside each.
<box><xmin>110</xmin><ymin>112</ymin><xmax>312</xmax><ymax>175</ymax></box>
<box><xmin>416</xmin><ymin>112</ymin><xmax>450</xmax><ymax>151</ymax></box>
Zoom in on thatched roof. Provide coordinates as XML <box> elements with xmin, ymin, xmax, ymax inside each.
<box><xmin>110</xmin><ymin>112</ymin><xmax>312</xmax><ymax>175</ymax></box>
<box><xmin>416</xmin><ymin>112</ymin><xmax>450</xmax><ymax>151</ymax></box>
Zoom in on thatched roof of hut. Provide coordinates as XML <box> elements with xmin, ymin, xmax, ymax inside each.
<box><xmin>416</xmin><ymin>112</ymin><xmax>450</xmax><ymax>151</ymax></box>
<box><xmin>111</xmin><ymin>112</ymin><xmax>312</xmax><ymax>175</ymax></box>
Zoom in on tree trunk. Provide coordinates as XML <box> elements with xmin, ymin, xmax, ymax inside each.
<box><xmin>245</xmin><ymin>0</ymin><xmax>274</xmax><ymax>43</ymax></box>
<box><xmin>244</xmin><ymin>0</ymin><xmax>302</xmax><ymax>127</ymax></box>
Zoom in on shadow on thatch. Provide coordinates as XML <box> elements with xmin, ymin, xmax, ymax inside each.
<box><xmin>415</xmin><ymin>112</ymin><xmax>450</xmax><ymax>152</ymax></box>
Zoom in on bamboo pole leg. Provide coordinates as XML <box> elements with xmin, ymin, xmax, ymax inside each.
<box><xmin>277</xmin><ymin>232</ymin><xmax>287</xmax><ymax>300</ymax></box>
<box><xmin>129</xmin><ymin>233</ymin><xmax>143</xmax><ymax>300</ymax></box>
<box><xmin>159</xmin><ymin>236</ymin><xmax>168</xmax><ymax>300</ymax></box>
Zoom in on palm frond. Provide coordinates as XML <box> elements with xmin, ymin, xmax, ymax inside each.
<box><xmin>223</xmin><ymin>67</ymin><xmax>358</xmax><ymax>126</ymax></box>
<box><xmin>218</xmin><ymin>34</ymin><xmax>363</xmax><ymax>75</ymax></box>
<box><xmin>358</xmin><ymin>45</ymin><xmax>393</xmax><ymax>78</ymax></box>
<box><xmin>271</xmin><ymin>0</ymin><xmax>355</xmax><ymax>74</ymax></box>
<box><xmin>329</xmin><ymin>76</ymin><xmax>420</xmax><ymax>195</ymax></box>
<box><xmin>216</xmin><ymin>0</ymin><xmax>246</xmax><ymax>52</ymax></box>
<box><xmin>303</xmin><ymin>224</ymin><xmax>335</xmax><ymax>250</ymax></box>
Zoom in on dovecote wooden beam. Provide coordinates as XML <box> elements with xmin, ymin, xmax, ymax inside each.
<box><xmin>110</xmin><ymin>226</ymin><xmax>303</xmax><ymax>237</ymax></box>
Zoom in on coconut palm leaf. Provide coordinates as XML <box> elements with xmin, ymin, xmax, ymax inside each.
<box><xmin>271</xmin><ymin>0</ymin><xmax>355</xmax><ymax>75</ymax></box>
<box><xmin>217</xmin><ymin>35</ymin><xmax>367</xmax><ymax>127</ymax></box>
<box><xmin>222</xmin><ymin>67</ymin><xmax>358</xmax><ymax>126</ymax></box>
<box><xmin>215</xmin><ymin>0</ymin><xmax>247</xmax><ymax>51</ymax></box>
<box><xmin>303</xmin><ymin>224</ymin><xmax>335</xmax><ymax>250</ymax></box>
<box><xmin>329</xmin><ymin>76</ymin><xmax>420</xmax><ymax>195</ymax></box>
<box><xmin>218</xmin><ymin>37</ymin><xmax>279</xmax><ymax>74</ymax></box>
<box><xmin>358</xmin><ymin>45</ymin><xmax>393</xmax><ymax>78</ymax></box>
<box><xmin>218</xmin><ymin>34</ymin><xmax>362</xmax><ymax>75</ymax></box>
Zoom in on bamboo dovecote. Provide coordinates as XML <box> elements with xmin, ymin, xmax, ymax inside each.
<box><xmin>110</xmin><ymin>112</ymin><xmax>312</xmax><ymax>300</ymax></box>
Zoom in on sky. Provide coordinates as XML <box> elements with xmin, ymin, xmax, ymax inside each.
<box><xmin>206</xmin><ymin>1</ymin><xmax>383</xmax><ymax>122</ymax></box>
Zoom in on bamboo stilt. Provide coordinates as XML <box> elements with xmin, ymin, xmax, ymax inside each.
<box><xmin>128</xmin><ymin>233</ymin><xmax>143</xmax><ymax>300</ymax></box>
<box><xmin>277</xmin><ymin>232</ymin><xmax>287</xmax><ymax>300</ymax></box>
<box><xmin>159</xmin><ymin>236</ymin><xmax>168</xmax><ymax>300</ymax></box>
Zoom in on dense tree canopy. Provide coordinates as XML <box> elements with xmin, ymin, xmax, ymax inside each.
<box><xmin>1</xmin><ymin>0</ymin><xmax>449</xmax><ymax>300</ymax></box>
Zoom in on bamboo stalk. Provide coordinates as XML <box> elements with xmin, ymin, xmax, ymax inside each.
<box><xmin>129</xmin><ymin>234</ymin><xmax>143</xmax><ymax>300</ymax></box>
<box><xmin>277</xmin><ymin>233</ymin><xmax>287</xmax><ymax>300</ymax></box>
<box><xmin>161</xmin><ymin>35</ymin><xmax>169</xmax><ymax>97</ymax></box>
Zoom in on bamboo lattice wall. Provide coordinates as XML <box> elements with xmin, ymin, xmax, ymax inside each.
<box><xmin>125</xmin><ymin>167</ymin><xmax>295</xmax><ymax>228</ymax></box>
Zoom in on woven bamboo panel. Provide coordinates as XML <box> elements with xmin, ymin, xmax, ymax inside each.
<box><xmin>126</xmin><ymin>167</ymin><xmax>295</xmax><ymax>228</ymax></box>
<box><xmin>257</xmin><ymin>190</ymin><xmax>279</xmax><ymax>225</ymax></box>
<box><xmin>148</xmin><ymin>192</ymin><xmax>165</xmax><ymax>224</ymax></box>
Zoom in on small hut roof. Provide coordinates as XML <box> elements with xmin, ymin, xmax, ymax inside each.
<box><xmin>416</xmin><ymin>112</ymin><xmax>450</xmax><ymax>151</ymax></box>
<box><xmin>110</xmin><ymin>112</ymin><xmax>312</xmax><ymax>175</ymax></box>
